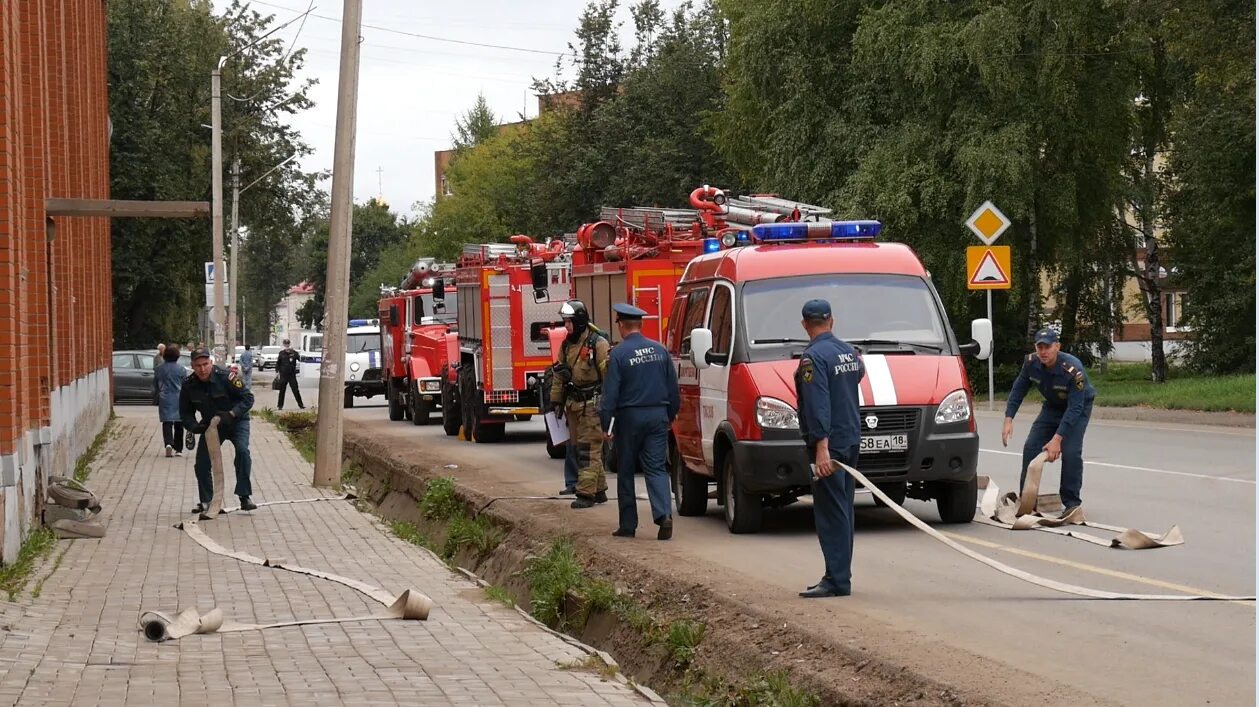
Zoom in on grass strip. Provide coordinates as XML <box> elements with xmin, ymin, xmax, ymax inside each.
<box><xmin>0</xmin><ymin>528</ymin><xmax>57</xmax><ymax>601</ymax></box>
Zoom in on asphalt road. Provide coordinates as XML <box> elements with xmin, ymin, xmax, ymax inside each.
<box><xmin>255</xmin><ymin>375</ymin><xmax>1256</xmax><ymax>706</ymax></box>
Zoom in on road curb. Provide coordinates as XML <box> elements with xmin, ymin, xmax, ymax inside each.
<box><xmin>977</xmin><ymin>406</ymin><xmax>1255</xmax><ymax>428</ymax></box>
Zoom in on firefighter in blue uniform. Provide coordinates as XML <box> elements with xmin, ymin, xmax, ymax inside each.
<box><xmin>600</xmin><ymin>303</ymin><xmax>680</xmax><ymax>540</ymax></box>
<box><xmin>1002</xmin><ymin>328</ymin><xmax>1096</xmax><ymax>515</ymax></box>
<box><xmin>180</xmin><ymin>348</ymin><xmax>256</xmax><ymax>515</ymax></box>
<box><xmin>795</xmin><ymin>299</ymin><xmax>865</xmax><ymax>598</ymax></box>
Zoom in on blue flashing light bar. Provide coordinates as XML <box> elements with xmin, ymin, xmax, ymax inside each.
<box><xmin>702</xmin><ymin>237</ymin><xmax>722</xmax><ymax>253</ymax></box>
<box><xmin>751</xmin><ymin>220</ymin><xmax>882</xmax><ymax>243</ymax></box>
<box><xmin>735</xmin><ymin>231</ymin><xmax>751</xmax><ymax>244</ymax></box>
<box><xmin>348</xmin><ymin>318</ymin><xmax>371</xmax><ymax>327</ymax></box>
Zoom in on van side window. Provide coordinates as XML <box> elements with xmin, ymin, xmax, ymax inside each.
<box><xmin>666</xmin><ymin>295</ymin><xmax>688</xmax><ymax>354</ymax></box>
<box><xmin>679</xmin><ymin>288</ymin><xmax>710</xmax><ymax>354</ymax></box>
<box><xmin>709</xmin><ymin>285</ymin><xmax>732</xmax><ymax>356</ymax></box>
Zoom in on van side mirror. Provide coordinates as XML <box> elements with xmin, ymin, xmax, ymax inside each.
<box><xmin>689</xmin><ymin>328</ymin><xmax>713</xmax><ymax>370</ymax></box>
<box><xmin>530</xmin><ymin>259</ymin><xmax>549</xmax><ymax>302</ymax></box>
<box><xmin>960</xmin><ymin>318</ymin><xmax>992</xmax><ymax>360</ymax></box>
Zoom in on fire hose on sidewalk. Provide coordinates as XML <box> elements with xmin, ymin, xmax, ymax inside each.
<box><xmin>841</xmin><ymin>456</ymin><xmax>1253</xmax><ymax>601</ymax></box>
<box><xmin>140</xmin><ymin>417</ymin><xmax>434</xmax><ymax>641</ymax></box>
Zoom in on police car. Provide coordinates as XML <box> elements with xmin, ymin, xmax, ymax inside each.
<box><xmin>343</xmin><ymin>319</ymin><xmax>385</xmax><ymax>408</ymax></box>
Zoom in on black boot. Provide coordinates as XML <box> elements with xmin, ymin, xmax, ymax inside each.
<box><xmin>657</xmin><ymin>516</ymin><xmax>673</xmax><ymax>541</ymax></box>
<box><xmin>570</xmin><ymin>495</ymin><xmax>595</xmax><ymax>509</ymax></box>
<box><xmin>190</xmin><ymin>503</ymin><xmax>206</xmax><ymax>514</ymax></box>
<box><xmin>239</xmin><ymin>496</ymin><xmax>258</xmax><ymax>511</ymax></box>
<box><xmin>594</xmin><ymin>490</ymin><xmax>608</xmax><ymax>504</ymax></box>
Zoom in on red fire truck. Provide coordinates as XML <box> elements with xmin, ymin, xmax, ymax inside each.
<box><xmin>446</xmin><ymin>236</ymin><xmax>572</xmax><ymax>443</ymax></box>
<box><xmin>668</xmin><ymin>212</ymin><xmax>993</xmax><ymax>533</ymax></box>
<box><xmin>377</xmin><ymin>259</ymin><xmax>459</xmax><ymax>425</ymax></box>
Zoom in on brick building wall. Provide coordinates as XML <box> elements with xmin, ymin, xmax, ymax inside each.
<box><xmin>0</xmin><ymin>0</ymin><xmax>111</xmax><ymax>563</ymax></box>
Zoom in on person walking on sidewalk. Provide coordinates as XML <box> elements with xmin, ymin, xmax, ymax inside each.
<box><xmin>180</xmin><ymin>348</ymin><xmax>257</xmax><ymax>513</ymax></box>
<box><xmin>795</xmin><ymin>299</ymin><xmax>864</xmax><ymax>598</ymax></box>
<box><xmin>238</xmin><ymin>344</ymin><xmax>255</xmax><ymax>389</ymax></box>
<box><xmin>1001</xmin><ymin>328</ymin><xmax>1096</xmax><ymax>516</ymax></box>
<box><xmin>549</xmin><ymin>300</ymin><xmax>611</xmax><ymax>509</ymax></box>
<box><xmin>155</xmin><ymin>345</ymin><xmax>186</xmax><ymax>457</ymax></box>
<box><xmin>600</xmin><ymin>303</ymin><xmax>680</xmax><ymax>540</ymax></box>
<box><xmin>275</xmin><ymin>339</ymin><xmax>305</xmax><ymax>409</ymax></box>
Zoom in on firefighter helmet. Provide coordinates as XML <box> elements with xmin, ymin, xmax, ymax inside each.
<box><xmin>559</xmin><ymin>300</ymin><xmax>590</xmax><ymax>333</ymax></box>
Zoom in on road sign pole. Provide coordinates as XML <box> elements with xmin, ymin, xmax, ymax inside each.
<box><xmin>986</xmin><ymin>290</ymin><xmax>994</xmax><ymax>411</ymax></box>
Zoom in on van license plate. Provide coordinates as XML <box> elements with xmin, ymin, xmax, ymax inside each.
<box><xmin>861</xmin><ymin>434</ymin><xmax>908</xmax><ymax>453</ymax></box>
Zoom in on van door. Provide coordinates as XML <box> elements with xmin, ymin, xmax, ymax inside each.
<box><xmin>674</xmin><ymin>286</ymin><xmax>710</xmax><ymax>471</ymax></box>
<box><xmin>698</xmin><ymin>282</ymin><xmax>734</xmax><ymax>468</ymax></box>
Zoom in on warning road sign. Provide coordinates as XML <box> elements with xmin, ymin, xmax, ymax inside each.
<box><xmin>967</xmin><ymin>246</ymin><xmax>1012</xmax><ymax>290</ymax></box>
<box><xmin>965</xmin><ymin>201</ymin><xmax>1011</xmax><ymax>245</ymax></box>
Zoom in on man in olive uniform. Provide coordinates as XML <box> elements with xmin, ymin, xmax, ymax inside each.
<box><xmin>549</xmin><ymin>300</ymin><xmax>611</xmax><ymax>509</ymax></box>
<box><xmin>180</xmin><ymin>348</ymin><xmax>256</xmax><ymax>514</ymax></box>
<box><xmin>1001</xmin><ymin>328</ymin><xmax>1096</xmax><ymax>515</ymax></box>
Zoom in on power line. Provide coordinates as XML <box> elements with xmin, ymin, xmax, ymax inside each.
<box><xmin>247</xmin><ymin>0</ymin><xmax>565</xmax><ymax>56</ymax></box>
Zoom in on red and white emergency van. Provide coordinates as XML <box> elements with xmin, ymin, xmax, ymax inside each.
<box><xmin>668</xmin><ymin>218</ymin><xmax>992</xmax><ymax>533</ymax></box>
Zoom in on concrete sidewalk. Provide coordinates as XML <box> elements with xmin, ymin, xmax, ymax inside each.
<box><xmin>0</xmin><ymin>406</ymin><xmax>650</xmax><ymax>706</ymax></box>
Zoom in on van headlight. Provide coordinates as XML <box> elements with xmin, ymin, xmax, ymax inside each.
<box><xmin>935</xmin><ymin>389</ymin><xmax>971</xmax><ymax>425</ymax></box>
<box><xmin>755</xmin><ymin>397</ymin><xmax>799</xmax><ymax>429</ymax></box>
<box><xmin>349</xmin><ymin>361</ymin><xmax>361</xmax><ymax>372</ymax></box>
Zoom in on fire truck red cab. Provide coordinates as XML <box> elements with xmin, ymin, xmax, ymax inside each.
<box><xmin>668</xmin><ymin>214</ymin><xmax>993</xmax><ymax>534</ymax></box>
<box><xmin>377</xmin><ymin>259</ymin><xmax>458</xmax><ymax>425</ymax></box>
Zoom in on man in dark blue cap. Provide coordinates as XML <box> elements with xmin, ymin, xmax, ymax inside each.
<box><xmin>180</xmin><ymin>348</ymin><xmax>256</xmax><ymax>515</ymax></box>
<box><xmin>795</xmin><ymin>298</ymin><xmax>864</xmax><ymax>598</ymax></box>
<box><xmin>1002</xmin><ymin>328</ymin><xmax>1096</xmax><ymax>515</ymax></box>
<box><xmin>600</xmin><ymin>303</ymin><xmax>680</xmax><ymax>539</ymax></box>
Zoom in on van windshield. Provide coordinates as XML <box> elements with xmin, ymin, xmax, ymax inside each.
<box><xmin>347</xmin><ymin>333</ymin><xmax>380</xmax><ymax>353</ymax></box>
<box><xmin>741</xmin><ymin>274</ymin><xmax>950</xmax><ymax>356</ymax></box>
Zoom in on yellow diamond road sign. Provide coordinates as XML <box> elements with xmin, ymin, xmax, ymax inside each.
<box><xmin>965</xmin><ymin>201</ymin><xmax>1010</xmax><ymax>245</ymax></box>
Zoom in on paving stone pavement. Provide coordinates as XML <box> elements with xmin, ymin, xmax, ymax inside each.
<box><xmin>0</xmin><ymin>405</ymin><xmax>649</xmax><ymax>706</ymax></box>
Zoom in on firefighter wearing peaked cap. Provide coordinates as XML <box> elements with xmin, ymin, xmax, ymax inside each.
<box><xmin>550</xmin><ymin>300</ymin><xmax>611</xmax><ymax>508</ymax></box>
<box><xmin>1001</xmin><ymin>328</ymin><xmax>1096</xmax><ymax>516</ymax></box>
<box><xmin>600</xmin><ymin>303</ymin><xmax>680</xmax><ymax>540</ymax></box>
<box><xmin>179</xmin><ymin>348</ymin><xmax>256</xmax><ymax>515</ymax></box>
<box><xmin>795</xmin><ymin>299</ymin><xmax>864</xmax><ymax>597</ymax></box>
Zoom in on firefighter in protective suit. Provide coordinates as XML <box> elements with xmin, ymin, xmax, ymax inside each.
<box><xmin>550</xmin><ymin>300</ymin><xmax>611</xmax><ymax>509</ymax></box>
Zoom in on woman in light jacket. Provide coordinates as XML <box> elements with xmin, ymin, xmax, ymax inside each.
<box><xmin>155</xmin><ymin>344</ymin><xmax>187</xmax><ymax>457</ymax></box>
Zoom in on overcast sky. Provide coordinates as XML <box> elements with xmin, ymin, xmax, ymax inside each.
<box><xmin>222</xmin><ymin>0</ymin><xmax>676</xmax><ymax>217</ymax></box>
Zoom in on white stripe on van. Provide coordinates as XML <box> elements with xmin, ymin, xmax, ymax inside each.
<box><xmin>863</xmin><ymin>354</ymin><xmax>898</xmax><ymax>405</ymax></box>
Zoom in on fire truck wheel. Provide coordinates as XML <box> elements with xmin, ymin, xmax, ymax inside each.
<box><xmin>721</xmin><ymin>455</ymin><xmax>763</xmax><ymax>534</ymax></box>
<box><xmin>441</xmin><ymin>383</ymin><xmax>461</xmax><ymax>437</ymax></box>
<box><xmin>343</xmin><ymin>389</ymin><xmax>355</xmax><ymax>408</ymax></box>
<box><xmin>387</xmin><ymin>380</ymin><xmax>405</xmax><ymax>422</ymax></box>
<box><xmin>672</xmin><ymin>444</ymin><xmax>709</xmax><ymax>517</ymax></box>
<box><xmin>873</xmin><ymin>481</ymin><xmax>907</xmax><ymax>508</ymax></box>
<box><xmin>409</xmin><ymin>381</ymin><xmax>432</xmax><ymax>426</ymax></box>
<box><xmin>934</xmin><ymin>477</ymin><xmax>977</xmax><ymax>524</ymax></box>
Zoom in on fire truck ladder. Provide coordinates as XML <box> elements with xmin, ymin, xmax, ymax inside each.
<box><xmin>599</xmin><ymin>206</ymin><xmax>704</xmax><ymax>235</ymax></box>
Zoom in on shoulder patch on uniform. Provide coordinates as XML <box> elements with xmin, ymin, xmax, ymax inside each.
<box><xmin>232</xmin><ymin>376</ymin><xmax>244</xmax><ymax>389</ymax></box>
<box><xmin>800</xmin><ymin>357</ymin><xmax>814</xmax><ymax>384</ymax></box>
<box><xmin>1026</xmin><ymin>353</ymin><xmax>1037</xmax><ymax>363</ymax></box>
<box><xmin>1074</xmin><ymin>372</ymin><xmax>1085</xmax><ymax>390</ymax></box>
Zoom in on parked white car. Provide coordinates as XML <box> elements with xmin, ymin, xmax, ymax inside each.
<box><xmin>258</xmin><ymin>345</ymin><xmax>283</xmax><ymax>370</ymax></box>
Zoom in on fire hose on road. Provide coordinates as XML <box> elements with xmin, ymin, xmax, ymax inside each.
<box><xmin>842</xmin><ymin>456</ymin><xmax>1254</xmax><ymax>601</ymax></box>
<box><xmin>140</xmin><ymin>417</ymin><xmax>434</xmax><ymax>641</ymax></box>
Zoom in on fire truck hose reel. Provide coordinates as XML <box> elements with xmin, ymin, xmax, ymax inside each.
<box><xmin>840</xmin><ymin>460</ymin><xmax>1254</xmax><ymax>601</ymax></box>
<box><xmin>141</xmin><ymin>420</ymin><xmax>434</xmax><ymax>642</ymax></box>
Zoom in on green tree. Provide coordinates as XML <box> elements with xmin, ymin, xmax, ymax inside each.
<box><xmin>451</xmin><ymin>93</ymin><xmax>499</xmax><ymax>152</ymax></box>
<box><xmin>296</xmin><ymin>199</ymin><xmax>411</xmax><ymax>328</ymax></box>
<box><xmin>108</xmin><ymin>0</ymin><xmax>322</xmax><ymax>348</ymax></box>
<box><xmin>1162</xmin><ymin>0</ymin><xmax>1255</xmax><ymax>372</ymax></box>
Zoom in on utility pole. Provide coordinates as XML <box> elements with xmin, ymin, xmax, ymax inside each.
<box><xmin>227</xmin><ymin>157</ymin><xmax>241</xmax><ymax>360</ymax></box>
<box><xmin>313</xmin><ymin>0</ymin><xmax>364</xmax><ymax>487</ymax></box>
<box><xmin>210</xmin><ymin>61</ymin><xmax>227</xmax><ymax>361</ymax></box>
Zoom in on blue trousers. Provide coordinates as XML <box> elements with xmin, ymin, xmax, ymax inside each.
<box><xmin>194</xmin><ymin>418</ymin><xmax>253</xmax><ymax>503</ymax></box>
<box><xmin>811</xmin><ymin>444</ymin><xmax>858</xmax><ymax>592</ymax></box>
<box><xmin>614</xmin><ymin>407</ymin><xmax>673</xmax><ymax>530</ymax></box>
<box><xmin>1020</xmin><ymin>405</ymin><xmax>1091</xmax><ymax>509</ymax></box>
<box><xmin>563</xmin><ymin>436</ymin><xmax>578</xmax><ymax>490</ymax></box>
